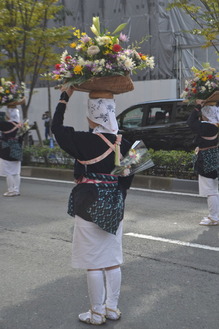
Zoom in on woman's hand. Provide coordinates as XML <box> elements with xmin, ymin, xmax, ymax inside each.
<box><xmin>61</xmin><ymin>85</ymin><xmax>75</xmax><ymax>98</ymax></box>
<box><xmin>195</xmin><ymin>99</ymin><xmax>205</xmax><ymax>106</ymax></box>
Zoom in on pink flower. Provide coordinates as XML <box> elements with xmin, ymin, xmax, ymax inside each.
<box><xmin>119</xmin><ymin>32</ymin><xmax>129</xmax><ymax>42</ymax></box>
<box><xmin>81</xmin><ymin>35</ymin><xmax>91</xmax><ymax>43</ymax></box>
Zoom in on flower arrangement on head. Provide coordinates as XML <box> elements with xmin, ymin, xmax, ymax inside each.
<box><xmin>45</xmin><ymin>16</ymin><xmax>154</xmax><ymax>90</ymax></box>
<box><xmin>0</xmin><ymin>78</ymin><xmax>25</xmax><ymax>107</ymax></box>
<box><xmin>181</xmin><ymin>63</ymin><xmax>219</xmax><ymax>104</ymax></box>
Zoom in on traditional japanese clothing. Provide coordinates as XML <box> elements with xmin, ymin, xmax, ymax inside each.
<box><xmin>0</xmin><ymin>107</ymin><xmax>22</xmax><ymax>196</ymax></box>
<box><xmin>187</xmin><ymin>105</ymin><xmax>219</xmax><ymax>225</ymax></box>
<box><xmin>51</xmin><ymin>92</ymin><xmax>133</xmax><ymax>324</ymax></box>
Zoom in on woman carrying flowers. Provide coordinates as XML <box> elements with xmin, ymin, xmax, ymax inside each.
<box><xmin>182</xmin><ymin>64</ymin><xmax>219</xmax><ymax>226</ymax></box>
<box><xmin>50</xmin><ymin>17</ymin><xmax>154</xmax><ymax>325</ymax></box>
<box><xmin>51</xmin><ymin>86</ymin><xmax>134</xmax><ymax>325</ymax></box>
<box><xmin>0</xmin><ymin>103</ymin><xmax>23</xmax><ymax>196</ymax></box>
<box><xmin>0</xmin><ymin>79</ymin><xmax>26</xmax><ymax>197</ymax></box>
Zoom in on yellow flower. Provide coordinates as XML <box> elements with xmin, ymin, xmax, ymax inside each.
<box><xmin>73</xmin><ymin>29</ymin><xmax>81</xmax><ymax>38</ymax></box>
<box><xmin>103</xmin><ymin>50</ymin><xmax>111</xmax><ymax>55</ymax></box>
<box><xmin>141</xmin><ymin>55</ymin><xmax>147</xmax><ymax>61</ymax></box>
<box><xmin>74</xmin><ymin>65</ymin><xmax>83</xmax><ymax>74</ymax></box>
<box><xmin>54</xmin><ymin>75</ymin><xmax>60</xmax><ymax>80</ymax></box>
<box><xmin>201</xmin><ymin>76</ymin><xmax>207</xmax><ymax>81</ymax></box>
<box><xmin>70</xmin><ymin>42</ymin><xmax>77</xmax><ymax>48</ymax></box>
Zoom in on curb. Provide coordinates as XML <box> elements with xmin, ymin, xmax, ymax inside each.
<box><xmin>21</xmin><ymin>166</ymin><xmax>199</xmax><ymax>194</ymax></box>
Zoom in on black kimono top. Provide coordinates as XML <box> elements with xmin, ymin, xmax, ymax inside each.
<box><xmin>51</xmin><ymin>100</ymin><xmax>134</xmax><ymax>234</ymax></box>
<box><xmin>187</xmin><ymin>109</ymin><xmax>218</xmax><ymax>149</ymax></box>
<box><xmin>187</xmin><ymin>108</ymin><xmax>219</xmax><ymax>178</ymax></box>
<box><xmin>51</xmin><ymin>101</ymin><xmax>133</xmax><ymax>190</ymax></box>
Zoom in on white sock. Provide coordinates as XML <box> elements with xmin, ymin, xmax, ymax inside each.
<box><xmin>105</xmin><ymin>267</ymin><xmax>121</xmax><ymax>310</ymax></box>
<box><xmin>207</xmin><ymin>195</ymin><xmax>219</xmax><ymax>221</ymax></box>
<box><xmin>87</xmin><ymin>270</ymin><xmax>105</xmax><ymax>314</ymax></box>
<box><xmin>13</xmin><ymin>174</ymin><xmax>20</xmax><ymax>193</ymax></box>
<box><xmin>6</xmin><ymin>175</ymin><xmax>14</xmax><ymax>192</ymax></box>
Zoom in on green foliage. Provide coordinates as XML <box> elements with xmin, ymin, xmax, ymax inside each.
<box><xmin>22</xmin><ymin>145</ymin><xmax>74</xmax><ymax>168</ymax></box>
<box><xmin>0</xmin><ymin>0</ymin><xmax>73</xmax><ymax>117</ymax></box>
<box><xmin>167</xmin><ymin>0</ymin><xmax>219</xmax><ymax>52</ymax></box>
<box><xmin>22</xmin><ymin>145</ymin><xmax>197</xmax><ymax>179</ymax></box>
<box><xmin>145</xmin><ymin>149</ymin><xmax>196</xmax><ymax>179</ymax></box>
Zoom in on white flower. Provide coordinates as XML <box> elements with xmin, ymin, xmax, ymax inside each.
<box><xmin>146</xmin><ymin>56</ymin><xmax>155</xmax><ymax>69</ymax></box>
<box><xmin>180</xmin><ymin>91</ymin><xmax>188</xmax><ymax>98</ymax></box>
<box><xmin>96</xmin><ymin>36</ymin><xmax>111</xmax><ymax>45</ymax></box>
<box><xmin>78</xmin><ymin>57</ymin><xmax>86</xmax><ymax>66</ymax></box>
<box><xmin>99</xmin><ymin>58</ymin><xmax>105</xmax><ymax>65</ymax></box>
<box><xmin>132</xmin><ymin>49</ymin><xmax>141</xmax><ymax>59</ymax></box>
<box><xmin>184</xmin><ymin>80</ymin><xmax>189</xmax><ymax>87</ymax></box>
<box><xmin>118</xmin><ymin>54</ymin><xmax>127</xmax><ymax>61</ymax></box>
<box><xmin>96</xmin><ymin>66</ymin><xmax>103</xmax><ymax>72</ymax></box>
<box><xmin>87</xmin><ymin>45</ymin><xmax>100</xmax><ymax>56</ymax></box>
<box><xmin>76</xmin><ymin>45</ymin><xmax>82</xmax><ymax>51</ymax></box>
<box><xmin>61</xmin><ymin>50</ymin><xmax>68</xmax><ymax>63</ymax></box>
<box><xmin>123</xmin><ymin>58</ymin><xmax>135</xmax><ymax>69</ymax></box>
<box><xmin>64</xmin><ymin>71</ymin><xmax>72</xmax><ymax>78</ymax></box>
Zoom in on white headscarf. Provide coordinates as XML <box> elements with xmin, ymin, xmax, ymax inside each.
<box><xmin>201</xmin><ymin>105</ymin><xmax>219</xmax><ymax>124</ymax></box>
<box><xmin>6</xmin><ymin>108</ymin><xmax>20</xmax><ymax>123</ymax></box>
<box><xmin>87</xmin><ymin>98</ymin><xmax>118</xmax><ymax>134</ymax></box>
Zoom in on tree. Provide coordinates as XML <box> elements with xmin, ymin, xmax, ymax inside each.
<box><xmin>168</xmin><ymin>0</ymin><xmax>219</xmax><ymax>53</ymax></box>
<box><xmin>0</xmin><ymin>0</ymin><xmax>73</xmax><ymax>118</ymax></box>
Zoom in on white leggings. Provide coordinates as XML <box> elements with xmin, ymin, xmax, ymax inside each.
<box><xmin>6</xmin><ymin>174</ymin><xmax>21</xmax><ymax>193</ymax></box>
<box><xmin>86</xmin><ymin>267</ymin><xmax>121</xmax><ymax>314</ymax></box>
<box><xmin>198</xmin><ymin>175</ymin><xmax>219</xmax><ymax>221</ymax></box>
<box><xmin>207</xmin><ymin>194</ymin><xmax>219</xmax><ymax>221</ymax></box>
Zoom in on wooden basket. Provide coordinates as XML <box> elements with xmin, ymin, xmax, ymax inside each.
<box><xmin>73</xmin><ymin>75</ymin><xmax>134</xmax><ymax>94</ymax></box>
<box><xmin>203</xmin><ymin>91</ymin><xmax>219</xmax><ymax>104</ymax></box>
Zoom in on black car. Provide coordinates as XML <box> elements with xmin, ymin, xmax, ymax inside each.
<box><xmin>116</xmin><ymin>99</ymin><xmax>196</xmax><ymax>151</ymax></box>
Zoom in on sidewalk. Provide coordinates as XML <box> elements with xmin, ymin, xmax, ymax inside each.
<box><xmin>21</xmin><ymin>166</ymin><xmax>199</xmax><ymax>194</ymax></box>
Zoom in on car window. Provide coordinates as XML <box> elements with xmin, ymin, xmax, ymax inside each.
<box><xmin>118</xmin><ymin>106</ymin><xmax>144</xmax><ymax>129</ymax></box>
<box><xmin>175</xmin><ymin>102</ymin><xmax>192</xmax><ymax>122</ymax></box>
<box><xmin>146</xmin><ymin>104</ymin><xmax>172</xmax><ymax>125</ymax></box>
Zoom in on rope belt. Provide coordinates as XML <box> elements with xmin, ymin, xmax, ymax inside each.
<box><xmin>196</xmin><ymin>145</ymin><xmax>219</xmax><ymax>153</ymax></box>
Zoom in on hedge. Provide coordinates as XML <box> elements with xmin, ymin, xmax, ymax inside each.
<box><xmin>22</xmin><ymin>145</ymin><xmax>197</xmax><ymax>180</ymax></box>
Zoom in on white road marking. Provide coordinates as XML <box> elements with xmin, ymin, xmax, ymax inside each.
<box><xmin>130</xmin><ymin>186</ymin><xmax>201</xmax><ymax>197</ymax></box>
<box><xmin>22</xmin><ymin>176</ymin><xmax>74</xmax><ymax>184</ymax></box>
<box><xmin>124</xmin><ymin>232</ymin><xmax>219</xmax><ymax>251</ymax></box>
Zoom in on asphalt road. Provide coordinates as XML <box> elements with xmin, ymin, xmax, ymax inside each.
<box><xmin>0</xmin><ymin>177</ymin><xmax>219</xmax><ymax>329</ymax></box>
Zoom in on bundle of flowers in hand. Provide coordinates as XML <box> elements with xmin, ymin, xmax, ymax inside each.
<box><xmin>0</xmin><ymin>78</ymin><xmax>25</xmax><ymax>107</ymax></box>
<box><xmin>16</xmin><ymin>119</ymin><xmax>31</xmax><ymax>137</ymax></box>
<box><xmin>111</xmin><ymin>140</ymin><xmax>154</xmax><ymax>176</ymax></box>
<box><xmin>181</xmin><ymin>63</ymin><xmax>219</xmax><ymax>104</ymax></box>
<box><xmin>45</xmin><ymin>16</ymin><xmax>154</xmax><ymax>94</ymax></box>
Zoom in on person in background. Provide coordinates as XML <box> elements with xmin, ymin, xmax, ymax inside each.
<box><xmin>42</xmin><ymin>111</ymin><xmax>51</xmax><ymax>140</ymax></box>
<box><xmin>0</xmin><ymin>104</ymin><xmax>23</xmax><ymax>196</ymax></box>
<box><xmin>187</xmin><ymin>100</ymin><xmax>219</xmax><ymax>226</ymax></box>
<box><xmin>51</xmin><ymin>86</ymin><xmax>133</xmax><ymax>325</ymax></box>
